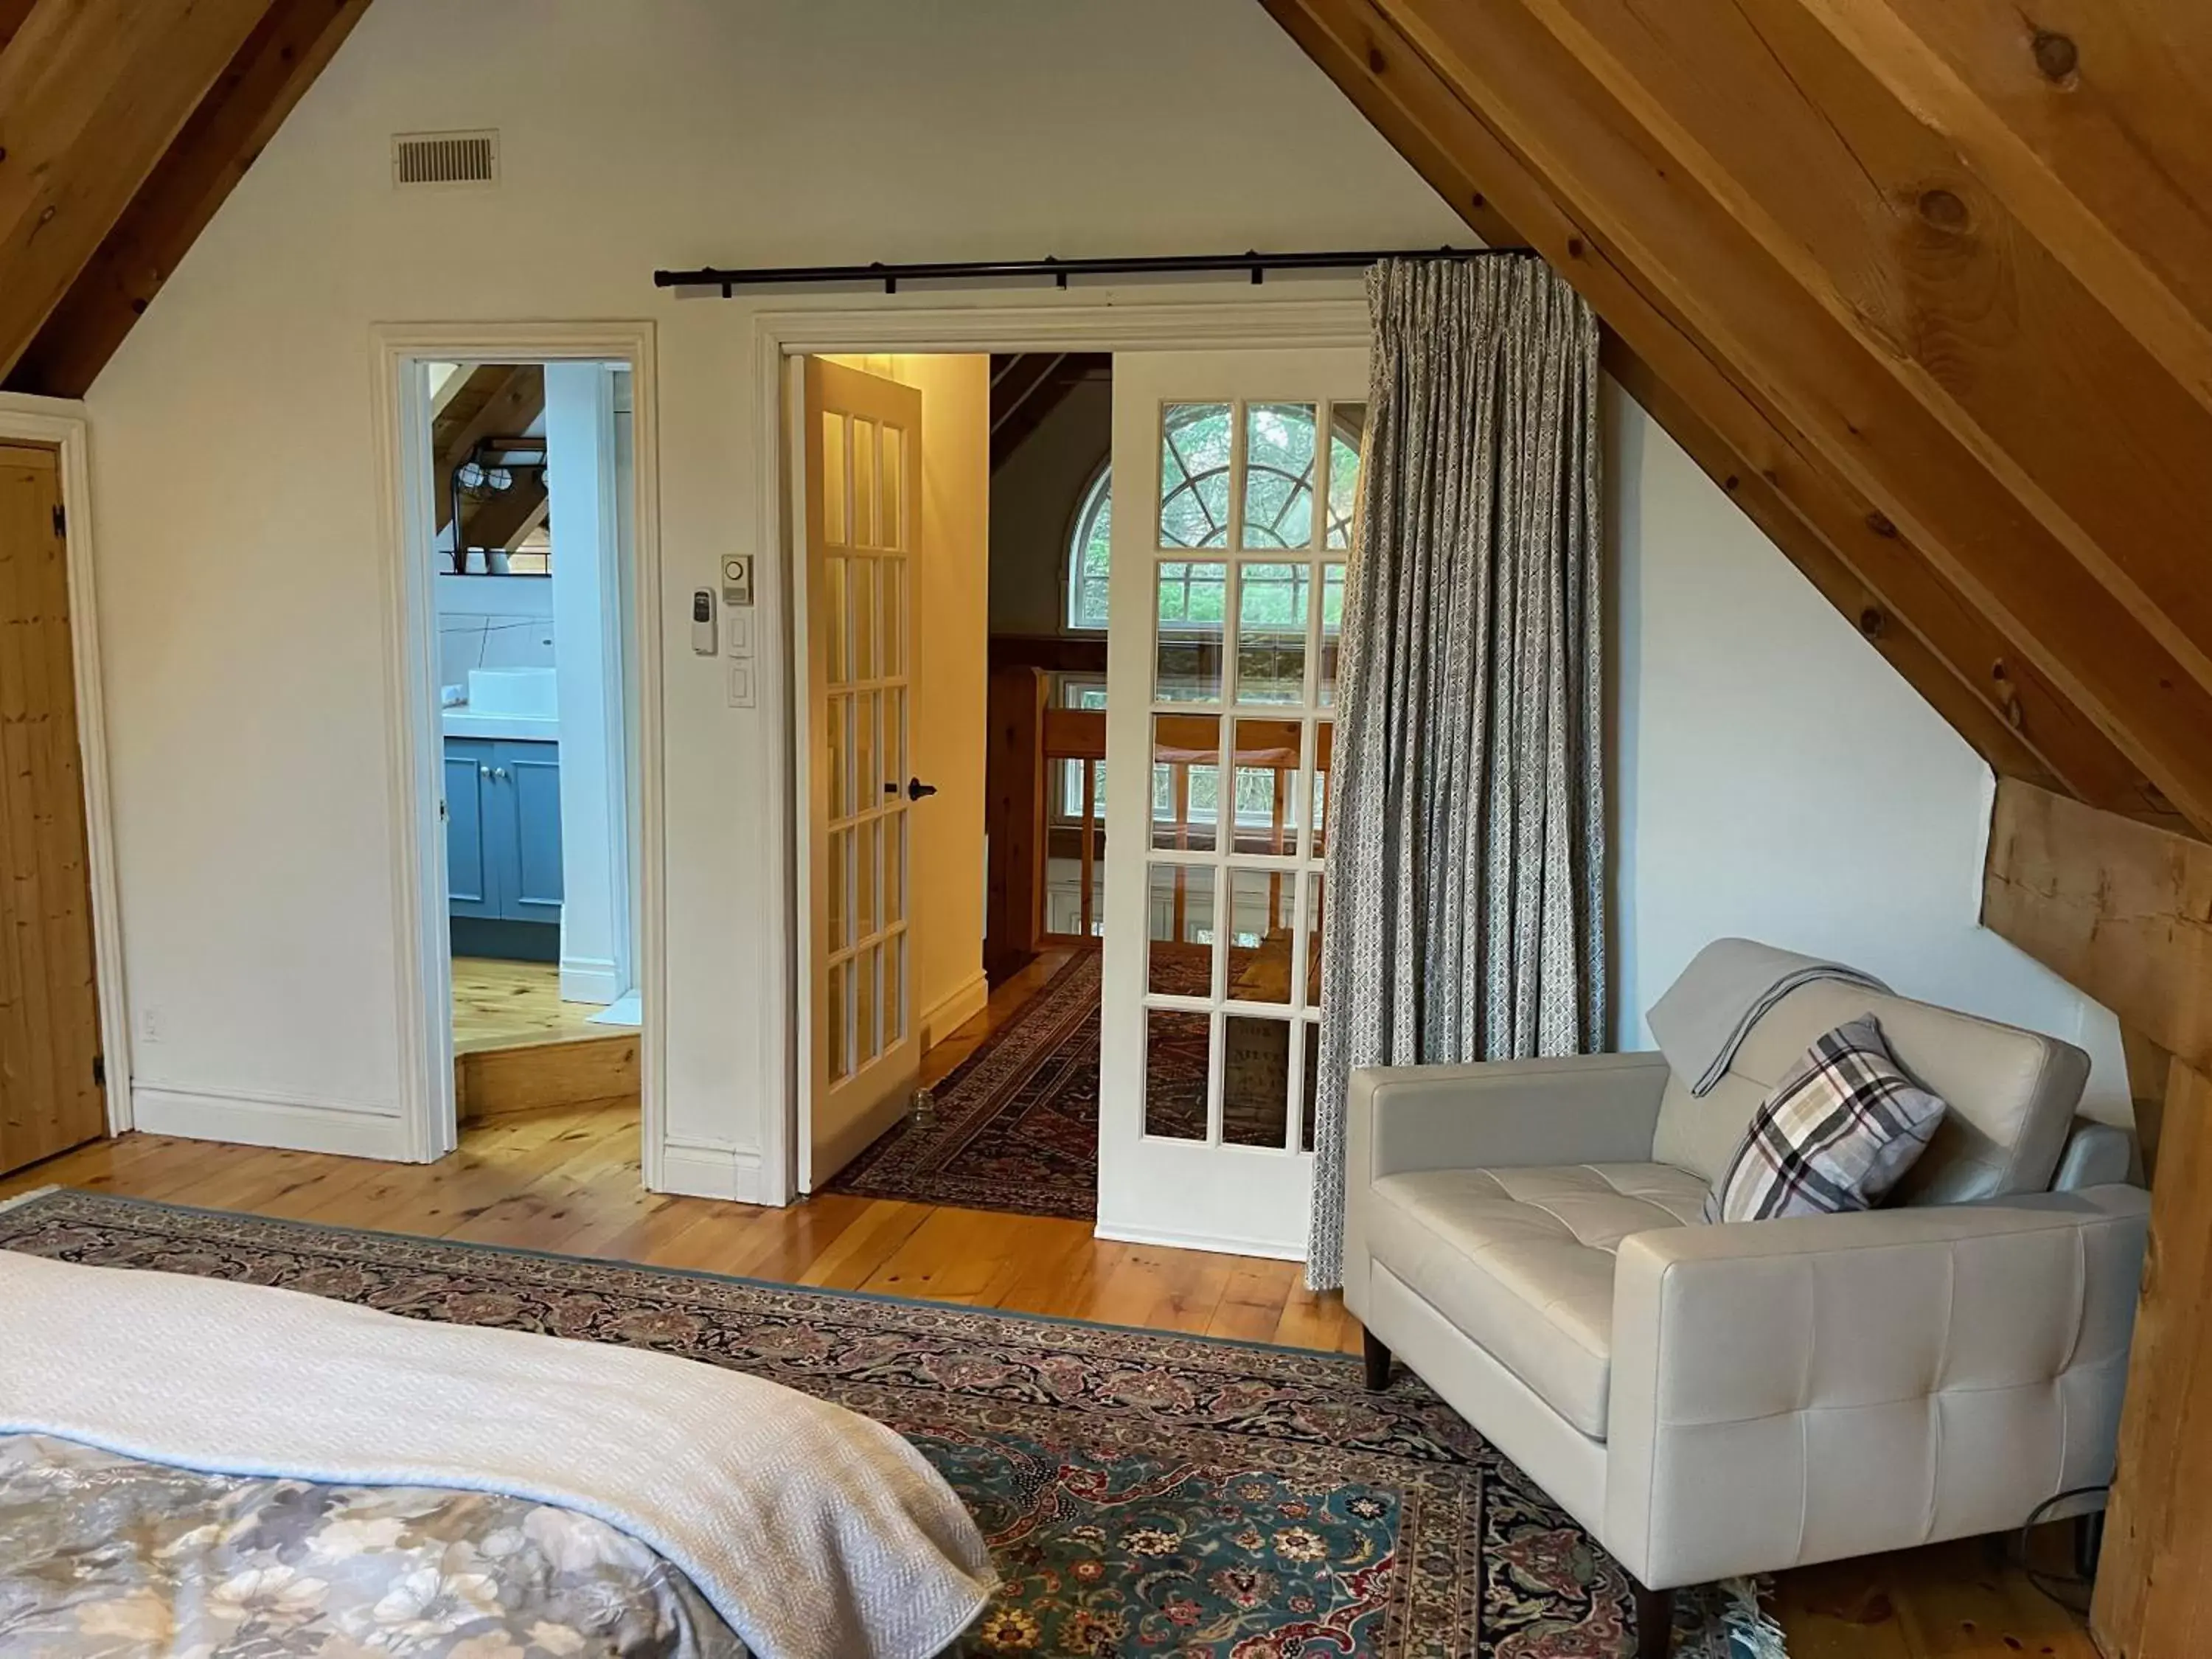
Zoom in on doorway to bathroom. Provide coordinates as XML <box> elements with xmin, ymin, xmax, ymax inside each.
<box><xmin>413</xmin><ymin>356</ymin><xmax>643</xmax><ymax>1136</ymax></box>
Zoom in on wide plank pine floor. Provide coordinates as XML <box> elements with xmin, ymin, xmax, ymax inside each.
<box><xmin>0</xmin><ymin>960</ymin><xmax>2097</xmax><ymax>1659</ymax></box>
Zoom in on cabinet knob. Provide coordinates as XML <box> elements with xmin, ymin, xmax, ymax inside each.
<box><xmin>493</xmin><ymin>766</ymin><xmax>509</xmax><ymax>782</ymax></box>
<box><xmin>479</xmin><ymin>765</ymin><xmax>492</xmax><ymax>779</ymax></box>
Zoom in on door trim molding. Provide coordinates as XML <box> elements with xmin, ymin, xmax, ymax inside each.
<box><xmin>0</xmin><ymin>394</ymin><xmax>133</xmax><ymax>1137</ymax></box>
<box><xmin>368</xmin><ymin>321</ymin><xmax>665</xmax><ymax>1178</ymax></box>
<box><xmin>751</xmin><ymin>289</ymin><xmax>1371</xmax><ymax>1206</ymax></box>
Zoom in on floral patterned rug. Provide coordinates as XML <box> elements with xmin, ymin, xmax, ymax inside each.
<box><xmin>0</xmin><ymin>1190</ymin><xmax>1776</xmax><ymax>1657</ymax></box>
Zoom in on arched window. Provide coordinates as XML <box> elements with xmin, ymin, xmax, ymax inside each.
<box><xmin>1065</xmin><ymin>404</ymin><xmax>1359</xmax><ymax>633</ymax></box>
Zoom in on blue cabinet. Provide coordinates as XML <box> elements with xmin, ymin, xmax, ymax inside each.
<box><xmin>445</xmin><ymin>737</ymin><xmax>562</xmax><ymax>923</ymax></box>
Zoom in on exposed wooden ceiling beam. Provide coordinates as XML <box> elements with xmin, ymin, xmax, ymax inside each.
<box><xmin>1262</xmin><ymin>0</ymin><xmax>2176</xmax><ymax>830</ymax></box>
<box><xmin>990</xmin><ymin>352</ymin><xmax>1108</xmax><ymax>470</ymax></box>
<box><xmin>0</xmin><ymin>0</ymin><xmax>40</xmax><ymax>55</ymax></box>
<box><xmin>5</xmin><ymin>0</ymin><xmax>372</xmax><ymax>399</ymax></box>
<box><xmin>1799</xmin><ymin>0</ymin><xmax>2212</xmax><ymax>416</ymax></box>
<box><xmin>1262</xmin><ymin>0</ymin><xmax>2212</xmax><ymax>837</ymax></box>
<box><xmin>0</xmin><ymin>0</ymin><xmax>278</xmax><ymax>383</ymax></box>
<box><xmin>433</xmin><ymin>366</ymin><xmax>543</xmax><ymax>538</ymax></box>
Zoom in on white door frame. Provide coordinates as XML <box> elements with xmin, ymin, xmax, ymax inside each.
<box><xmin>754</xmin><ymin>291</ymin><xmax>1370</xmax><ymax>1206</ymax></box>
<box><xmin>369</xmin><ymin>322</ymin><xmax>665</xmax><ymax>1175</ymax></box>
<box><xmin>0</xmin><ymin>394</ymin><xmax>134</xmax><ymax>1136</ymax></box>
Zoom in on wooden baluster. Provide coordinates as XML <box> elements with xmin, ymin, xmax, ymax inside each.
<box><xmin>1079</xmin><ymin>759</ymin><xmax>1097</xmax><ymax>939</ymax></box>
<box><xmin>1172</xmin><ymin>760</ymin><xmax>1190</xmax><ymax>937</ymax></box>
<box><xmin>1269</xmin><ymin>762</ymin><xmax>1287</xmax><ymax>919</ymax></box>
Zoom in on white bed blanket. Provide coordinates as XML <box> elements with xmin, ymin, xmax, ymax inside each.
<box><xmin>0</xmin><ymin>1250</ymin><xmax>995</xmax><ymax>1659</ymax></box>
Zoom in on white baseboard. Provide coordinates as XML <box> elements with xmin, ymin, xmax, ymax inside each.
<box><xmin>559</xmin><ymin>958</ymin><xmax>623</xmax><ymax>1006</ymax></box>
<box><xmin>655</xmin><ymin>1137</ymin><xmax>774</xmax><ymax>1206</ymax></box>
<box><xmin>1093</xmin><ymin>1217</ymin><xmax>1307</xmax><ymax>1263</ymax></box>
<box><xmin>129</xmin><ymin>1084</ymin><xmax>414</xmax><ymax>1161</ymax></box>
<box><xmin>919</xmin><ymin>969</ymin><xmax>990</xmax><ymax>1048</ymax></box>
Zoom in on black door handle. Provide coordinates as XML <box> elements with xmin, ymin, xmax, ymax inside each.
<box><xmin>907</xmin><ymin>776</ymin><xmax>939</xmax><ymax>801</ymax></box>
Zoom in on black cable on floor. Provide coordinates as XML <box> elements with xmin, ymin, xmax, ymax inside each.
<box><xmin>2012</xmin><ymin>1485</ymin><xmax>2110</xmax><ymax>1616</ymax></box>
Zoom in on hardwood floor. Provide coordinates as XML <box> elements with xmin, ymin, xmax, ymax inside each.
<box><xmin>452</xmin><ymin>956</ymin><xmax>610</xmax><ymax>1055</ymax></box>
<box><xmin>0</xmin><ymin>957</ymin><xmax>2099</xmax><ymax>1659</ymax></box>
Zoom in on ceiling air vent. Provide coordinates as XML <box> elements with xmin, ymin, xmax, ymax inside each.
<box><xmin>392</xmin><ymin>130</ymin><xmax>499</xmax><ymax>189</ymax></box>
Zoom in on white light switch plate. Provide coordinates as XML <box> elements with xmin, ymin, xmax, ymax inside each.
<box><xmin>726</xmin><ymin>609</ymin><xmax>754</xmax><ymax>656</ymax></box>
<box><xmin>728</xmin><ymin>661</ymin><xmax>755</xmax><ymax>708</ymax></box>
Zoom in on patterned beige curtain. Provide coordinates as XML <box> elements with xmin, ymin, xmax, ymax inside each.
<box><xmin>1308</xmin><ymin>256</ymin><xmax>1607</xmax><ymax>1289</ymax></box>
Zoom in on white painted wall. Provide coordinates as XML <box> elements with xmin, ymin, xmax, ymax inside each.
<box><xmin>1605</xmin><ymin>384</ymin><xmax>2129</xmax><ymax>1116</ymax></box>
<box><xmin>82</xmin><ymin>0</ymin><xmax>2126</xmax><ymax>1176</ymax></box>
<box><xmin>989</xmin><ymin>375</ymin><xmax>1113</xmax><ymax>636</ymax></box>
<box><xmin>543</xmin><ymin>361</ymin><xmax>629</xmax><ymax>1006</ymax></box>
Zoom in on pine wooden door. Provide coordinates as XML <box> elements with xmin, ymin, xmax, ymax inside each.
<box><xmin>798</xmin><ymin>360</ymin><xmax>923</xmax><ymax>1190</ymax></box>
<box><xmin>0</xmin><ymin>442</ymin><xmax>105</xmax><ymax>1175</ymax></box>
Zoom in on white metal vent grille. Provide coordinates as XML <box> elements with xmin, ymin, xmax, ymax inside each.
<box><xmin>392</xmin><ymin>130</ymin><xmax>499</xmax><ymax>188</ymax></box>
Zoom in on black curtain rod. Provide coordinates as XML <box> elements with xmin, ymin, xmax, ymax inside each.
<box><xmin>653</xmin><ymin>245</ymin><xmax>1525</xmax><ymax>296</ymax></box>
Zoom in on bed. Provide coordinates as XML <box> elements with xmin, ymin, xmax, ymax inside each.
<box><xmin>0</xmin><ymin>1250</ymin><xmax>995</xmax><ymax>1659</ymax></box>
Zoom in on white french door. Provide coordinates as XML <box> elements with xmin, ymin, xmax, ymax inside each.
<box><xmin>1098</xmin><ymin>349</ymin><xmax>1370</xmax><ymax>1258</ymax></box>
<box><xmin>798</xmin><ymin>358</ymin><xmax>922</xmax><ymax>1191</ymax></box>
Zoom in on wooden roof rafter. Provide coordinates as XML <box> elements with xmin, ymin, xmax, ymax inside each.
<box><xmin>0</xmin><ymin>0</ymin><xmax>371</xmax><ymax>399</ymax></box>
<box><xmin>1262</xmin><ymin>0</ymin><xmax>2212</xmax><ymax>840</ymax></box>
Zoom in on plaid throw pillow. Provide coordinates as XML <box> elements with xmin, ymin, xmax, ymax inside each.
<box><xmin>1704</xmin><ymin>1015</ymin><xmax>1948</xmax><ymax>1223</ymax></box>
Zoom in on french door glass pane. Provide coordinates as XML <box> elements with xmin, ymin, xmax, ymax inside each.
<box><xmin>1300</xmin><ymin>1020</ymin><xmax>1320</xmax><ymax>1152</ymax></box>
<box><xmin>1318</xmin><ymin>561</ymin><xmax>1346</xmax><ymax>706</ymax></box>
<box><xmin>827</xmin><ymin>696</ymin><xmax>848</xmax><ymax>821</ymax></box>
<box><xmin>1236</xmin><ymin>563</ymin><xmax>1308</xmax><ymax>704</ymax></box>
<box><xmin>881</xmin><ymin>560</ymin><xmax>904</xmax><ymax>677</ymax></box>
<box><xmin>1230</xmin><ymin>717</ymin><xmax>1298</xmax><ymax>856</ymax></box>
<box><xmin>1160</xmin><ymin>404</ymin><xmax>1233</xmax><ymax>549</ymax></box>
<box><xmin>1146</xmin><ymin>863</ymin><xmax>1214</xmax><ymax>997</ymax></box>
<box><xmin>1152</xmin><ymin>714</ymin><xmax>1219</xmax><ymax>852</ymax></box>
<box><xmin>1155</xmin><ymin>562</ymin><xmax>1226</xmax><ymax>701</ymax></box>
<box><xmin>852</xmin><ymin>418</ymin><xmax>877</xmax><ymax>548</ymax></box>
<box><xmin>1144</xmin><ymin>1009</ymin><xmax>1211</xmax><ymax>1141</ymax></box>
<box><xmin>852</xmin><ymin>558</ymin><xmax>877</xmax><ymax>681</ymax></box>
<box><xmin>1304</xmin><ymin>872</ymin><xmax>1325</xmax><ymax>1005</ymax></box>
<box><xmin>826</xmin><ymin>557</ymin><xmax>849</xmax><ymax>686</ymax></box>
<box><xmin>828</xmin><ymin>960</ymin><xmax>849</xmax><ymax>1082</ymax></box>
<box><xmin>821</xmin><ymin>413</ymin><xmax>847</xmax><ymax>547</ymax></box>
<box><xmin>883</xmin><ymin>809</ymin><xmax>905</xmax><ymax>925</ymax></box>
<box><xmin>1222</xmin><ymin>1015</ymin><xmax>1291</xmax><ymax>1147</ymax></box>
<box><xmin>858</xmin><ymin>943</ymin><xmax>878</xmax><ymax>1063</ymax></box>
<box><xmin>880</xmin><ymin>425</ymin><xmax>904</xmax><ymax>549</ymax></box>
<box><xmin>1225</xmin><ymin>869</ymin><xmax>1294</xmax><ymax>1006</ymax></box>
<box><xmin>1242</xmin><ymin>403</ymin><xmax>1317</xmax><ymax>550</ymax></box>
<box><xmin>859</xmin><ymin>817</ymin><xmax>881</xmax><ymax>939</ymax></box>
<box><xmin>827</xmin><ymin>825</ymin><xmax>848</xmax><ymax>951</ymax></box>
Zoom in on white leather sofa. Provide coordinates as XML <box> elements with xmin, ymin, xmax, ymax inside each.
<box><xmin>1343</xmin><ymin>977</ymin><xmax>2149</xmax><ymax>1658</ymax></box>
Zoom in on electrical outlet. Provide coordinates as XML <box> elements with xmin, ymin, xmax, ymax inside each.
<box><xmin>139</xmin><ymin>1005</ymin><xmax>162</xmax><ymax>1043</ymax></box>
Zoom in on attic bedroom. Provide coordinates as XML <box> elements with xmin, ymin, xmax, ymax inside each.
<box><xmin>1</xmin><ymin>3</ymin><xmax>2205</xmax><ymax>1657</ymax></box>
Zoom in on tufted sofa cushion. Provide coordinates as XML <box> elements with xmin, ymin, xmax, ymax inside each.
<box><xmin>1363</xmin><ymin>1163</ymin><xmax>1708</xmax><ymax>1438</ymax></box>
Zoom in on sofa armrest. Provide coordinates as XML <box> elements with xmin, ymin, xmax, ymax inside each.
<box><xmin>1602</xmin><ymin>1186</ymin><xmax>2150</xmax><ymax>1590</ymax></box>
<box><xmin>1350</xmin><ymin>1051</ymin><xmax>1672</xmax><ymax>1184</ymax></box>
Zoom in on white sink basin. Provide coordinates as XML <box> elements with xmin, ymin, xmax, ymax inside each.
<box><xmin>467</xmin><ymin>667</ymin><xmax>557</xmax><ymax>720</ymax></box>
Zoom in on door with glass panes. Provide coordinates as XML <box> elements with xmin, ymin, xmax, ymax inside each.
<box><xmin>1098</xmin><ymin>349</ymin><xmax>1367</xmax><ymax>1257</ymax></box>
<box><xmin>799</xmin><ymin>358</ymin><xmax>922</xmax><ymax>1191</ymax></box>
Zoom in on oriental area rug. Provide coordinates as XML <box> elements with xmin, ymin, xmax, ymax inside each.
<box><xmin>0</xmin><ymin>1190</ymin><xmax>1778</xmax><ymax>1657</ymax></box>
<box><xmin>828</xmin><ymin>951</ymin><xmax>1111</xmax><ymax>1220</ymax></box>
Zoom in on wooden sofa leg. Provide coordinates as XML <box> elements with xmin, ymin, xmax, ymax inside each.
<box><xmin>1629</xmin><ymin>1579</ymin><xmax>1673</xmax><ymax>1659</ymax></box>
<box><xmin>1360</xmin><ymin>1326</ymin><xmax>1391</xmax><ymax>1391</ymax></box>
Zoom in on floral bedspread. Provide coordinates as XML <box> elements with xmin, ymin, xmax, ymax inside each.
<box><xmin>0</xmin><ymin>1433</ymin><xmax>748</xmax><ymax>1658</ymax></box>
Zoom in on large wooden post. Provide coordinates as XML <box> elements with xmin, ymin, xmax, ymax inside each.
<box><xmin>984</xmin><ymin>667</ymin><xmax>1048</xmax><ymax>983</ymax></box>
<box><xmin>1983</xmin><ymin>780</ymin><xmax>2212</xmax><ymax>1657</ymax></box>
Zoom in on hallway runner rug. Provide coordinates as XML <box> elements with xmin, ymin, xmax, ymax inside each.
<box><xmin>829</xmin><ymin>950</ymin><xmax>1110</xmax><ymax>1219</ymax></box>
<box><xmin>0</xmin><ymin>1191</ymin><xmax>1778</xmax><ymax>1658</ymax></box>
